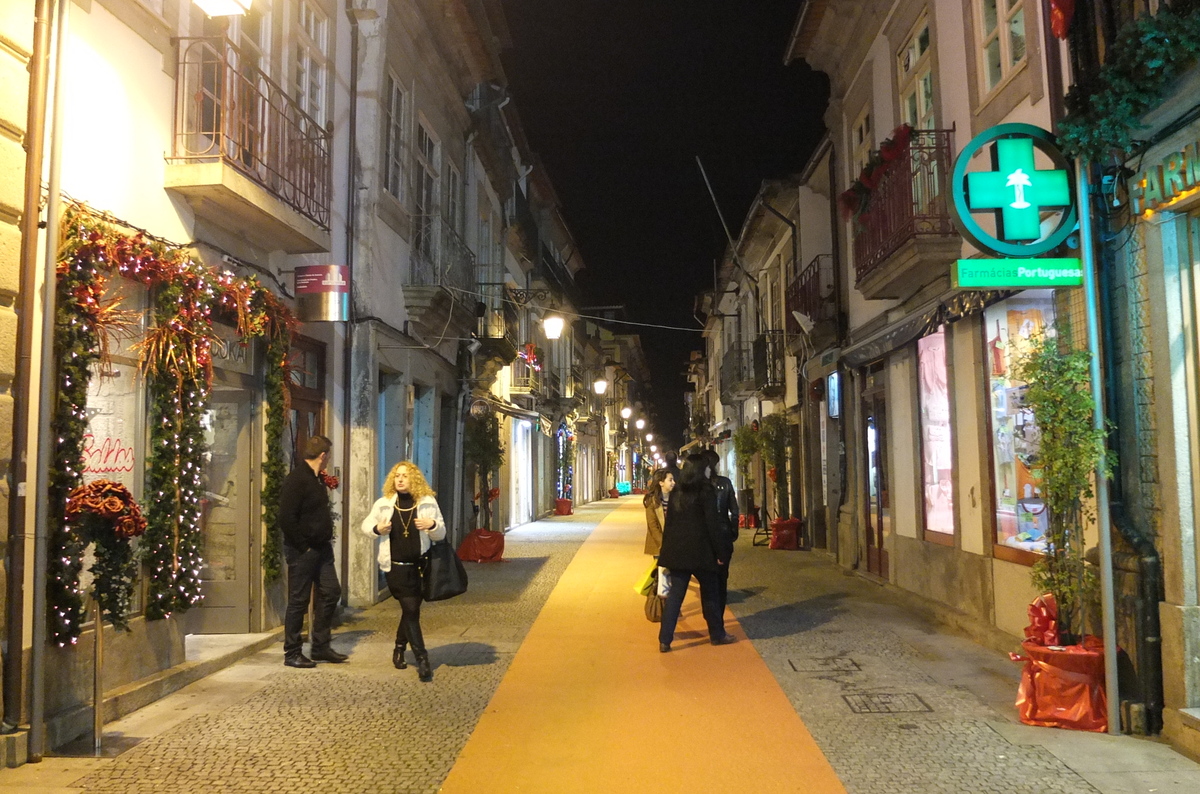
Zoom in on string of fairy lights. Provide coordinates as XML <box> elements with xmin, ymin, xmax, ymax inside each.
<box><xmin>50</xmin><ymin>205</ymin><xmax>295</xmax><ymax>644</ymax></box>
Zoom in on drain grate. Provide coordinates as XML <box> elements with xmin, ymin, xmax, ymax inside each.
<box><xmin>789</xmin><ymin>656</ymin><xmax>861</xmax><ymax>673</ymax></box>
<box><xmin>842</xmin><ymin>692</ymin><xmax>932</xmax><ymax>714</ymax></box>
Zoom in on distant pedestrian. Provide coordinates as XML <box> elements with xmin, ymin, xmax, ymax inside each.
<box><xmin>362</xmin><ymin>461</ymin><xmax>447</xmax><ymax>682</ymax></box>
<box><xmin>656</xmin><ymin>454</ymin><xmax>734</xmax><ymax>652</ymax></box>
<box><xmin>643</xmin><ymin>468</ymin><xmax>676</xmax><ymax>556</ymax></box>
<box><xmin>278</xmin><ymin>435</ymin><xmax>346</xmax><ymax>668</ymax></box>
<box><xmin>703</xmin><ymin>447</ymin><xmax>740</xmax><ymax>611</ymax></box>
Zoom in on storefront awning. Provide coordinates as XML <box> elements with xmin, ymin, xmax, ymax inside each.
<box><xmin>840</xmin><ymin>289</ymin><xmax>1008</xmax><ymax>367</ymax></box>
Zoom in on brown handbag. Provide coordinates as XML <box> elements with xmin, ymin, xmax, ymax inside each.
<box><xmin>644</xmin><ymin>592</ymin><xmax>664</xmax><ymax>622</ymax></box>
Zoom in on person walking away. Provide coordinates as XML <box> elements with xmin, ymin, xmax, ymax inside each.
<box><xmin>703</xmin><ymin>448</ymin><xmax>739</xmax><ymax>611</ymax></box>
<box><xmin>361</xmin><ymin>461</ymin><xmax>447</xmax><ymax>682</ymax></box>
<box><xmin>643</xmin><ymin>468</ymin><xmax>675</xmax><ymax>556</ymax></box>
<box><xmin>278</xmin><ymin>435</ymin><xmax>346</xmax><ymax>668</ymax></box>
<box><xmin>656</xmin><ymin>454</ymin><xmax>734</xmax><ymax>652</ymax></box>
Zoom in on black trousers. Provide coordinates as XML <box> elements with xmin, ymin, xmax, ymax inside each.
<box><xmin>283</xmin><ymin>542</ymin><xmax>341</xmax><ymax>657</ymax></box>
<box><xmin>386</xmin><ymin>564</ymin><xmax>426</xmax><ymax>652</ymax></box>
<box><xmin>658</xmin><ymin>569</ymin><xmax>725</xmax><ymax>645</ymax></box>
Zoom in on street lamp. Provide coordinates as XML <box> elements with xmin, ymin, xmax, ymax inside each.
<box><xmin>593</xmin><ymin>377</ymin><xmax>608</xmax><ymax>395</ymax></box>
<box><xmin>650</xmin><ymin>444</ymin><xmax>657</xmax><ymax>453</ymax></box>
<box><xmin>635</xmin><ymin>418</ymin><xmax>645</xmax><ymax>430</ymax></box>
<box><xmin>194</xmin><ymin>0</ymin><xmax>252</xmax><ymax>15</ymax></box>
<box><xmin>542</xmin><ymin>313</ymin><xmax>565</xmax><ymax>340</ymax></box>
<box><xmin>645</xmin><ymin>433</ymin><xmax>653</xmax><ymax>442</ymax></box>
<box><xmin>621</xmin><ymin>406</ymin><xmax>632</xmax><ymax>419</ymax></box>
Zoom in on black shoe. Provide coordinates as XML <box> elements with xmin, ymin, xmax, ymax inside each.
<box><xmin>659</xmin><ymin>642</ymin><xmax>671</xmax><ymax>653</ymax></box>
<box><xmin>284</xmin><ymin>654</ymin><xmax>316</xmax><ymax>669</ymax></box>
<box><xmin>415</xmin><ymin>651</ymin><xmax>433</xmax><ymax>682</ymax></box>
<box><xmin>710</xmin><ymin>634</ymin><xmax>736</xmax><ymax>646</ymax></box>
<box><xmin>310</xmin><ymin>647</ymin><xmax>348</xmax><ymax>663</ymax></box>
<box><xmin>393</xmin><ymin>645</ymin><xmax>408</xmax><ymax>670</ymax></box>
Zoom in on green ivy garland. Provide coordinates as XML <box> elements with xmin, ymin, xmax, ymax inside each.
<box><xmin>1059</xmin><ymin>5</ymin><xmax>1200</xmax><ymax>162</ymax></box>
<box><xmin>261</xmin><ymin>331</ymin><xmax>289</xmax><ymax>582</ymax></box>
<box><xmin>51</xmin><ymin>205</ymin><xmax>294</xmax><ymax>641</ymax></box>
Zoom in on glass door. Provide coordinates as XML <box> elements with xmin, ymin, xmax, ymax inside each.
<box><xmin>863</xmin><ymin>366</ymin><xmax>890</xmax><ymax>578</ymax></box>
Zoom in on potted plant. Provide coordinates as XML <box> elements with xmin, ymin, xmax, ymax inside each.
<box><xmin>459</xmin><ymin>411</ymin><xmax>507</xmax><ymax>562</ymax></box>
<box><xmin>1009</xmin><ymin>332</ymin><xmax>1110</xmax><ymax>731</ymax></box>
<box><xmin>760</xmin><ymin>414</ymin><xmax>802</xmax><ymax>549</ymax></box>
<box><xmin>732</xmin><ymin>423</ymin><xmax>761</xmax><ymax>529</ymax></box>
<box><xmin>556</xmin><ymin>426</ymin><xmax>574</xmax><ymax>515</ymax></box>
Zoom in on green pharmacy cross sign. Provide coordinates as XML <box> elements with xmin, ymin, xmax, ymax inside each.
<box><xmin>949</xmin><ymin>123</ymin><xmax>1078</xmax><ymax>259</ymax></box>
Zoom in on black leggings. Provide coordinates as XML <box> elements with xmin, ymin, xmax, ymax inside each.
<box><xmin>386</xmin><ymin>565</ymin><xmax>426</xmax><ymax>652</ymax></box>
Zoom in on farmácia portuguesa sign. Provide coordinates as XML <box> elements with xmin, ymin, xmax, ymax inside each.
<box><xmin>1128</xmin><ymin>141</ymin><xmax>1200</xmax><ymax>215</ymax></box>
<box><xmin>948</xmin><ymin>123</ymin><xmax>1082</xmax><ymax>289</ymax></box>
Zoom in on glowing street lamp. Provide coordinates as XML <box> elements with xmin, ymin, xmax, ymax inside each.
<box><xmin>645</xmin><ymin>433</ymin><xmax>653</xmax><ymax>442</ymax></box>
<box><xmin>194</xmin><ymin>0</ymin><xmax>252</xmax><ymax>16</ymax></box>
<box><xmin>542</xmin><ymin>313</ymin><xmax>565</xmax><ymax>340</ymax></box>
<box><xmin>635</xmin><ymin>418</ymin><xmax>645</xmax><ymax>430</ymax></box>
<box><xmin>593</xmin><ymin>378</ymin><xmax>608</xmax><ymax>395</ymax></box>
<box><xmin>650</xmin><ymin>445</ymin><xmax>657</xmax><ymax>453</ymax></box>
<box><xmin>620</xmin><ymin>407</ymin><xmax>632</xmax><ymax>419</ymax></box>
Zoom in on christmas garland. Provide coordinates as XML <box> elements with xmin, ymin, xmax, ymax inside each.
<box><xmin>1058</xmin><ymin>5</ymin><xmax>1200</xmax><ymax>162</ymax></box>
<box><xmin>64</xmin><ymin>480</ymin><xmax>148</xmax><ymax>631</ymax></box>
<box><xmin>839</xmin><ymin>124</ymin><xmax>913</xmax><ymax>221</ymax></box>
<box><xmin>51</xmin><ymin>205</ymin><xmax>295</xmax><ymax>642</ymax></box>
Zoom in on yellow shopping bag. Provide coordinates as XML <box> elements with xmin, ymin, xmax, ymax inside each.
<box><xmin>634</xmin><ymin>565</ymin><xmax>657</xmax><ymax>596</ymax></box>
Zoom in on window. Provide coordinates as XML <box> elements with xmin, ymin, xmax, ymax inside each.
<box><xmin>444</xmin><ymin>162</ymin><xmax>463</xmax><ymax>234</ymax></box>
<box><xmin>898</xmin><ymin>19</ymin><xmax>935</xmax><ymax>130</ymax></box>
<box><xmin>852</xmin><ymin>106</ymin><xmax>873</xmax><ymax>177</ymax></box>
<box><xmin>978</xmin><ymin>0</ymin><xmax>1026</xmax><ymax>93</ymax></box>
<box><xmin>413</xmin><ymin>121</ymin><xmax>440</xmax><ymax>260</ymax></box>
<box><xmin>294</xmin><ymin>0</ymin><xmax>328</xmax><ymax>124</ymax></box>
<box><xmin>384</xmin><ymin>74</ymin><xmax>408</xmax><ymax>203</ymax></box>
<box><xmin>918</xmin><ymin>326</ymin><xmax>954</xmax><ymax>538</ymax></box>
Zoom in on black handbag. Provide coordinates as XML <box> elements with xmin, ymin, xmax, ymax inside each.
<box><xmin>421</xmin><ymin>539</ymin><xmax>468</xmax><ymax>601</ymax></box>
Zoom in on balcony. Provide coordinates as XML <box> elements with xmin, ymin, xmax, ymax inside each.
<box><xmin>167</xmin><ymin>37</ymin><xmax>331</xmax><ymax>253</ymax></box>
<box><xmin>752</xmin><ymin>331</ymin><xmax>786</xmax><ymax>398</ymax></box>
<box><xmin>471</xmin><ymin>282</ymin><xmax>520</xmax><ymax>387</ymax></box>
<box><xmin>467</xmin><ymin>83</ymin><xmax>516</xmax><ymax>199</ymax></box>
<box><xmin>405</xmin><ymin>214</ymin><xmax>476</xmax><ymax>343</ymax></box>
<box><xmin>720</xmin><ymin>344</ymin><xmax>755</xmax><ymax>405</ymax></box>
<box><xmin>786</xmin><ymin>254</ymin><xmax>838</xmax><ymax>351</ymax></box>
<box><xmin>511</xmin><ymin>356</ymin><xmax>542</xmax><ymax>398</ymax></box>
<box><xmin>852</xmin><ymin>128</ymin><xmax>961</xmax><ymax>301</ymax></box>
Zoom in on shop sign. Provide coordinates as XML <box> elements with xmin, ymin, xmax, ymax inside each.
<box><xmin>952</xmin><ymin>258</ymin><xmax>1083</xmax><ymax>289</ymax></box>
<box><xmin>212</xmin><ymin>322</ymin><xmax>256</xmax><ymax>376</ymax></box>
<box><xmin>1129</xmin><ymin>142</ymin><xmax>1200</xmax><ymax>215</ymax></box>
<box><xmin>295</xmin><ymin>265</ymin><xmax>349</xmax><ymax>322</ymax></box>
<box><xmin>949</xmin><ymin>124</ymin><xmax>1082</xmax><ymax>289</ymax></box>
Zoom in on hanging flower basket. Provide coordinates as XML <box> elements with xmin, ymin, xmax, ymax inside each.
<box><xmin>64</xmin><ymin>480</ymin><xmax>148</xmax><ymax>633</ymax></box>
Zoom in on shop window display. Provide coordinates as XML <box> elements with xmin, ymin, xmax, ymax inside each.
<box><xmin>984</xmin><ymin>290</ymin><xmax>1056</xmax><ymax>552</ymax></box>
<box><xmin>918</xmin><ymin>326</ymin><xmax>954</xmax><ymax>535</ymax></box>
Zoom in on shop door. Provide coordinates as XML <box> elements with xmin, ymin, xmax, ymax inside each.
<box><xmin>863</xmin><ymin>370</ymin><xmax>890</xmax><ymax>578</ymax></box>
<box><xmin>193</xmin><ymin>388</ymin><xmax>254</xmax><ymax>633</ymax></box>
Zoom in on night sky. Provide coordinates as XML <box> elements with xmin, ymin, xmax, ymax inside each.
<box><xmin>499</xmin><ymin>0</ymin><xmax>830</xmax><ymax>449</ymax></box>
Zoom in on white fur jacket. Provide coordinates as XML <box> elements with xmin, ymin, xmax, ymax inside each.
<box><xmin>360</xmin><ymin>494</ymin><xmax>447</xmax><ymax>571</ymax></box>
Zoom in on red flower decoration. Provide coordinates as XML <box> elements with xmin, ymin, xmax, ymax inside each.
<box><xmin>318</xmin><ymin>470</ymin><xmax>340</xmax><ymax>490</ymax></box>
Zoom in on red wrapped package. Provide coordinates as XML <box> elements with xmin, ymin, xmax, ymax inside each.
<box><xmin>1025</xmin><ymin>593</ymin><xmax>1060</xmax><ymax>646</ymax></box>
<box><xmin>457</xmin><ymin>528</ymin><xmax>505</xmax><ymax>562</ymax></box>
<box><xmin>1011</xmin><ymin>636</ymin><xmax>1107</xmax><ymax>732</ymax></box>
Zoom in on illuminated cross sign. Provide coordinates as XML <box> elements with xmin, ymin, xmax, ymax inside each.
<box><xmin>950</xmin><ymin>124</ymin><xmax>1078</xmax><ymax>258</ymax></box>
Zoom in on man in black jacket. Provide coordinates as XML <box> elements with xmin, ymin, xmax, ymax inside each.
<box><xmin>278</xmin><ymin>435</ymin><xmax>346</xmax><ymax>668</ymax></box>
<box><xmin>703</xmin><ymin>448</ymin><xmax>740</xmax><ymax>611</ymax></box>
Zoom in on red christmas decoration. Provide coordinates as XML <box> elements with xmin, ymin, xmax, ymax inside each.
<box><xmin>1050</xmin><ymin>0</ymin><xmax>1075</xmax><ymax>39</ymax></box>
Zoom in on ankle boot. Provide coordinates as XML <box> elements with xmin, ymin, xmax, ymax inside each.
<box><xmin>415</xmin><ymin>651</ymin><xmax>432</xmax><ymax>682</ymax></box>
<box><xmin>392</xmin><ymin>644</ymin><xmax>407</xmax><ymax>670</ymax></box>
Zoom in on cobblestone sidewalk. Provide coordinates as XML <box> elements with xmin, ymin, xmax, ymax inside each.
<box><xmin>725</xmin><ymin>538</ymin><xmax>1200</xmax><ymax>794</ymax></box>
<box><xmin>57</xmin><ymin>506</ymin><xmax>608</xmax><ymax>794</ymax></box>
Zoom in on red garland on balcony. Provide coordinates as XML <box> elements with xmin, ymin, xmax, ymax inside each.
<box><xmin>839</xmin><ymin>124</ymin><xmax>914</xmax><ymax>221</ymax></box>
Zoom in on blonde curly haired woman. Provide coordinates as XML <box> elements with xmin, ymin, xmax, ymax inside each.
<box><xmin>361</xmin><ymin>461</ymin><xmax>446</xmax><ymax>681</ymax></box>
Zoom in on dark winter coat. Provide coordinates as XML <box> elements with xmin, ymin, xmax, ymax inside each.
<box><xmin>657</xmin><ymin>483</ymin><xmax>731</xmax><ymax>572</ymax></box>
<box><xmin>278</xmin><ymin>463</ymin><xmax>334</xmax><ymax>551</ymax></box>
<box><xmin>712</xmin><ymin>474</ymin><xmax>740</xmax><ymax>541</ymax></box>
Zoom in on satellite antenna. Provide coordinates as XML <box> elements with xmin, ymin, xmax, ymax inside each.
<box><xmin>792</xmin><ymin>310</ymin><xmax>815</xmax><ymax>335</ymax></box>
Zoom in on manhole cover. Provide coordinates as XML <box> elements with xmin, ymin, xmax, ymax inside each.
<box><xmin>842</xmin><ymin>692</ymin><xmax>931</xmax><ymax>714</ymax></box>
<box><xmin>789</xmin><ymin>656</ymin><xmax>860</xmax><ymax>673</ymax></box>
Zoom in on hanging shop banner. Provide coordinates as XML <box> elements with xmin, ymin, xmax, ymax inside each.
<box><xmin>295</xmin><ymin>265</ymin><xmax>349</xmax><ymax>322</ymax></box>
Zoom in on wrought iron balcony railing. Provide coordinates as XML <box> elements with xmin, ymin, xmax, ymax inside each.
<box><xmin>853</xmin><ymin>128</ymin><xmax>955</xmax><ymax>283</ymax></box>
<box><xmin>753</xmin><ymin>331</ymin><xmax>786</xmax><ymax>395</ymax></box>
<box><xmin>720</xmin><ymin>343</ymin><xmax>755</xmax><ymax>404</ymax></box>
<box><xmin>511</xmin><ymin>356</ymin><xmax>541</xmax><ymax>396</ymax></box>
<box><xmin>411</xmin><ymin>214</ymin><xmax>476</xmax><ymax>293</ymax></box>
<box><xmin>786</xmin><ymin>254</ymin><xmax>836</xmax><ymax>335</ymax></box>
<box><xmin>477</xmin><ymin>282</ymin><xmax>519</xmax><ymax>349</ymax></box>
<box><xmin>172</xmin><ymin>37</ymin><xmax>331</xmax><ymax>228</ymax></box>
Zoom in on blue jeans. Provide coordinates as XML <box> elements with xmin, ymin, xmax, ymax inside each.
<box><xmin>283</xmin><ymin>543</ymin><xmax>341</xmax><ymax>656</ymax></box>
<box><xmin>658</xmin><ymin>569</ymin><xmax>725</xmax><ymax>645</ymax></box>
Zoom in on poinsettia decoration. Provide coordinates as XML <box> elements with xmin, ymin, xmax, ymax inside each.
<box><xmin>63</xmin><ymin>480</ymin><xmax>147</xmax><ymax>636</ymax></box>
<box><xmin>839</xmin><ymin>124</ymin><xmax>914</xmax><ymax>221</ymax></box>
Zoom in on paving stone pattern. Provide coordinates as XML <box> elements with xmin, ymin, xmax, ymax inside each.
<box><xmin>726</xmin><ymin>541</ymin><xmax>1099</xmax><ymax>794</ymax></box>
<box><xmin>67</xmin><ymin>515</ymin><xmax>600</xmax><ymax>794</ymax></box>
